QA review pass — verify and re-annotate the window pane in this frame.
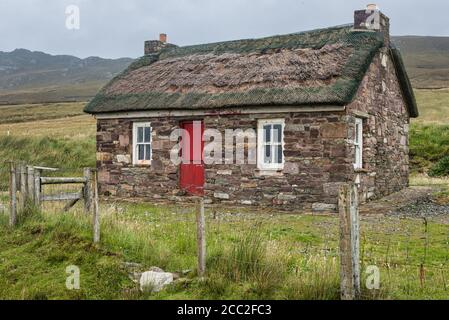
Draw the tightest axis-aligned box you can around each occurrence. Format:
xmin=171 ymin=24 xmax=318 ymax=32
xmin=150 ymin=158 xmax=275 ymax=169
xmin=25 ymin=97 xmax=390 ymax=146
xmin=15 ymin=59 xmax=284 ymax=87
xmin=144 ymin=127 xmax=151 ymax=143
xmin=355 ymin=146 xmax=360 ymax=167
xmin=263 ymin=125 xmax=271 ymax=143
xmin=275 ymin=145 xmax=283 ymax=164
xmin=264 ymin=145 xmax=271 ymax=163
xmin=137 ymin=127 xmax=144 ymax=143
xmin=145 ymin=145 xmax=151 ymax=160
xmin=138 ymin=144 xmax=144 ymax=161
xmin=273 ymin=124 xmax=282 ymax=143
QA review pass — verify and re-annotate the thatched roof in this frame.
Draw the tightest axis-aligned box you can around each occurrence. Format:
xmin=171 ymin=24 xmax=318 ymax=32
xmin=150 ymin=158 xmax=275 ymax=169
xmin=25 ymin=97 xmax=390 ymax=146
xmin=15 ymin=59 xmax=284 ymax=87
xmin=84 ymin=25 xmax=418 ymax=117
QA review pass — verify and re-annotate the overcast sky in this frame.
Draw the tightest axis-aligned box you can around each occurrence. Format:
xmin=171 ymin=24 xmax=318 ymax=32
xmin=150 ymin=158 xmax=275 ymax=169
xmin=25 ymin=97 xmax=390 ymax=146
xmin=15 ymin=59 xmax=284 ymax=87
xmin=1 ymin=0 xmax=448 ymax=59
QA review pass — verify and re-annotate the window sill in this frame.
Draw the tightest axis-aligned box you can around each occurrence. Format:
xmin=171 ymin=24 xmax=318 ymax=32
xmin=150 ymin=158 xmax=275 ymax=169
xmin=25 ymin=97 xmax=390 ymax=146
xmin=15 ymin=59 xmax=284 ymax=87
xmin=354 ymin=168 xmax=369 ymax=173
xmin=256 ymin=168 xmax=284 ymax=176
xmin=133 ymin=162 xmax=152 ymax=167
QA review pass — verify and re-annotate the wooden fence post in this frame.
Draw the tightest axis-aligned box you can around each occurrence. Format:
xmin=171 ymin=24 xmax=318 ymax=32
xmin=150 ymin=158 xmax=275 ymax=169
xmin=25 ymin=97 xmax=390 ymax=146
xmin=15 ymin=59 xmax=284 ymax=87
xmin=83 ymin=168 xmax=92 ymax=214
xmin=338 ymin=184 xmax=361 ymax=300
xmin=34 ymin=169 xmax=41 ymax=208
xmin=19 ymin=162 xmax=27 ymax=210
xmin=27 ymin=166 xmax=35 ymax=204
xmin=350 ymin=184 xmax=361 ymax=298
xmin=9 ymin=162 xmax=17 ymax=227
xmin=196 ymin=198 xmax=206 ymax=277
xmin=92 ymin=169 xmax=100 ymax=244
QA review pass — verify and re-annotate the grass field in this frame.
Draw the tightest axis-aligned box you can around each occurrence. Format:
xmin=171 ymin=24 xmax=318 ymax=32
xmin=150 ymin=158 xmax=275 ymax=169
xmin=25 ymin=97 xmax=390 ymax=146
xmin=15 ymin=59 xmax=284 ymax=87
xmin=0 ymin=90 xmax=448 ymax=300
xmin=414 ymin=89 xmax=449 ymax=125
xmin=0 ymin=201 xmax=447 ymax=300
xmin=410 ymin=89 xmax=449 ymax=174
xmin=0 ymin=102 xmax=95 ymax=189
xmin=0 ymin=102 xmax=86 ymax=125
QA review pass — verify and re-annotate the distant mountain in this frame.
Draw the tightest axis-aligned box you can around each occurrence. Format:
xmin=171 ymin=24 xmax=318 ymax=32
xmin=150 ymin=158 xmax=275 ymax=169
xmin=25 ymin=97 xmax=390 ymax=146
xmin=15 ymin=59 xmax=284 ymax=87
xmin=392 ymin=36 xmax=449 ymax=89
xmin=1 ymin=37 xmax=449 ymax=105
xmin=0 ymin=49 xmax=133 ymax=104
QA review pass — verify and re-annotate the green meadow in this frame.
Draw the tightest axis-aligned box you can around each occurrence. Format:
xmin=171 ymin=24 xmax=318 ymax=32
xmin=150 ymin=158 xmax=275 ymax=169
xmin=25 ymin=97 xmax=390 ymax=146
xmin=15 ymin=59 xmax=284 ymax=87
xmin=0 ymin=89 xmax=448 ymax=300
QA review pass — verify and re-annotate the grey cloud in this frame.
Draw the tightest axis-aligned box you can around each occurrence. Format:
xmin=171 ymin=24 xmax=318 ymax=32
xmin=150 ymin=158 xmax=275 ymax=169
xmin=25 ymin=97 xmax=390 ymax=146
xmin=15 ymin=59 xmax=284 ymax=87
xmin=0 ymin=0 xmax=448 ymax=58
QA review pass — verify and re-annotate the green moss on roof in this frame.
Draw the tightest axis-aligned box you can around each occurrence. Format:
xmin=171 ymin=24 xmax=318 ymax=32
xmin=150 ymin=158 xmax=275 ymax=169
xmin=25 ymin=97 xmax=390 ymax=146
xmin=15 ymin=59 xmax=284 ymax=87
xmin=84 ymin=25 xmax=418 ymax=118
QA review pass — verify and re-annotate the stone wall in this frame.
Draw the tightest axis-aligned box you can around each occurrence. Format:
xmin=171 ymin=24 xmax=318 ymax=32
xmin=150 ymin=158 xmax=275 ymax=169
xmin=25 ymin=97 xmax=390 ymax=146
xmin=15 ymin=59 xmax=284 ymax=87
xmin=96 ymin=118 xmax=180 ymax=200
xmin=96 ymin=111 xmax=350 ymax=211
xmin=346 ymin=49 xmax=410 ymax=202
xmin=203 ymin=112 xmax=349 ymax=211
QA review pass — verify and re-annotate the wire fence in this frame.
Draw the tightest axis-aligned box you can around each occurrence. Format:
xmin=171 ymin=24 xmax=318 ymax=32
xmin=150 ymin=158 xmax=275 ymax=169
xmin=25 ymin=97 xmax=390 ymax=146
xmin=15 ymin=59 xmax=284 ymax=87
xmin=0 ymin=162 xmax=447 ymax=299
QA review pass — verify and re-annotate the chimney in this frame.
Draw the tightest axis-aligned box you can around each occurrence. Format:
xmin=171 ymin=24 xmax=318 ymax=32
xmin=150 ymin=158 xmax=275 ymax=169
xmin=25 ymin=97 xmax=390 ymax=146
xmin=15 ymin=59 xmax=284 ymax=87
xmin=354 ymin=4 xmax=390 ymax=45
xmin=144 ymin=33 xmax=173 ymax=55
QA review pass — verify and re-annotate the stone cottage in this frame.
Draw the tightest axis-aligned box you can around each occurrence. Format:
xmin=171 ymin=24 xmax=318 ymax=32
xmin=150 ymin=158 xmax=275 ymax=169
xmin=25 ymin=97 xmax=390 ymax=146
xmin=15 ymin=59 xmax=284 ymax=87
xmin=84 ymin=6 xmax=418 ymax=212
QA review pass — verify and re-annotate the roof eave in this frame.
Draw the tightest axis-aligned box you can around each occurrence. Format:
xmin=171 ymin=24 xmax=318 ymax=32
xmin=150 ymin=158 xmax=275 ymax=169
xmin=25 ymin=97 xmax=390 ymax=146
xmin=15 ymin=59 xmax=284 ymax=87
xmin=389 ymin=46 xmax=419 ymax=118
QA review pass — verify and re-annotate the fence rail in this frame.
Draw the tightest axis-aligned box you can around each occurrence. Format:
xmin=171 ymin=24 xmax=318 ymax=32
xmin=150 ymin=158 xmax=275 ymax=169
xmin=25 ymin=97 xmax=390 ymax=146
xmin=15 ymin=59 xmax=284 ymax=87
xmin=40 ymin=177 xmax=88 ymax=185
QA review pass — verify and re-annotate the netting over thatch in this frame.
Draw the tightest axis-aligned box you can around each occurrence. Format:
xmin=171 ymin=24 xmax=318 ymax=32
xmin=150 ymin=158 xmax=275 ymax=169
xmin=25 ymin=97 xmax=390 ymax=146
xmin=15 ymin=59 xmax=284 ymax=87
xmin=84 ymin=25 xmax=416 ymax=117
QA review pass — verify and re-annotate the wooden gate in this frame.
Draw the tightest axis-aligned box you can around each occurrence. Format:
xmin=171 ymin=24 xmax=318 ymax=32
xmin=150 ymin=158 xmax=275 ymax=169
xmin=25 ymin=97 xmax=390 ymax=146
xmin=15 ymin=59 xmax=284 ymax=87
xmin=8 ymin=163 xmax=100 ymax=243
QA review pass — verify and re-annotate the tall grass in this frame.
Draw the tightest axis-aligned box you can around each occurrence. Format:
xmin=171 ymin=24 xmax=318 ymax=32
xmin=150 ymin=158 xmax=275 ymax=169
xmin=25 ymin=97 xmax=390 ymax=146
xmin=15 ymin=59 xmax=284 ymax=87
xmin=206 ymin=226 xmax=287 ymax=298
xmin=220 ymin=227 xmax=267 ymax=282
xmin=1 ymin=199 xmax=447 ymax=300
xmin=0 ymin=135 xmax=95 ymax=190
xmin=284 ymin=256 xmax=340 ymax=300
xmin=0 ymin=208 xmax=134 ymax=300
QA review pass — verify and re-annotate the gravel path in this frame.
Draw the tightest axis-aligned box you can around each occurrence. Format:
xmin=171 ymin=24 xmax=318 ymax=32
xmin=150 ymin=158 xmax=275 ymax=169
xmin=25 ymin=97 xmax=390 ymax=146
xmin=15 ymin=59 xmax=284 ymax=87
xmin=390 ymin=199 xmax=449 ymax=218
xmin=360 ymin=186 xmax=449 ymax=221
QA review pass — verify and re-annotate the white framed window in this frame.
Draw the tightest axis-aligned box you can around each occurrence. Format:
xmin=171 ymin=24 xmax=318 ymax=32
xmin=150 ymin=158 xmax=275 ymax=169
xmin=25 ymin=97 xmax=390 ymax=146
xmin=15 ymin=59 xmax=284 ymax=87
xmin=133 ymin=122 xmax=152 ymax=165
xmin=354 ymin=118 xmax=363 ymax=169
xmin=257 ymin=119 xmax=285 ymax=170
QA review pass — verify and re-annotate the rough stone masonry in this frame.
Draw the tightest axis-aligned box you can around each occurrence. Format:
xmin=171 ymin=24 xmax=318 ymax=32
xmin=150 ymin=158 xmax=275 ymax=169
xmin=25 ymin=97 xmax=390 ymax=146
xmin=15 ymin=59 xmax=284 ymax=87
xmin=96 ymin=49 xmax=409 ymax=212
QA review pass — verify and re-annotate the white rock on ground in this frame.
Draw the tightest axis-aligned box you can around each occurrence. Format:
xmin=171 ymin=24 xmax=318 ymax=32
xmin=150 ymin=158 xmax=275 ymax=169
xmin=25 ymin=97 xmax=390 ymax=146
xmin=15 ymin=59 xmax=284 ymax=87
xmin=139 ymin=271 xmax=174 ymax=293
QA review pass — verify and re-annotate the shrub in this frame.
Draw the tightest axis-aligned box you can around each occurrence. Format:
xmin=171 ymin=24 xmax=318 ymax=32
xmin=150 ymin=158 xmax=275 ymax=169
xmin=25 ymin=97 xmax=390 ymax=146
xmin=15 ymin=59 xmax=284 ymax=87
xmin=429 ymin=156 xmax=449 ymax=177
xmin=409 ymin=124 xmax=449 ymax=173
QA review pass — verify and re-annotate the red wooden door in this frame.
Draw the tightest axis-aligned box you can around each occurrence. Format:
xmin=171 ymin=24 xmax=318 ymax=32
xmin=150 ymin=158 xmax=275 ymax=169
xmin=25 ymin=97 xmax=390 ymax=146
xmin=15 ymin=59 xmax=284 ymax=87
xmin=179 ymin=121 xmax=205 ymax=195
